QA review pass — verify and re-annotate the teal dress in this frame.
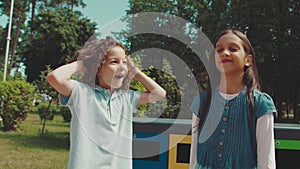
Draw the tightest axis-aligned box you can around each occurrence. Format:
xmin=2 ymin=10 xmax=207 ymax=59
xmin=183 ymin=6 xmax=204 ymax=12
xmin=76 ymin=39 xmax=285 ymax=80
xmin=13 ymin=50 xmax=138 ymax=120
xmin=190 ymin=88 xmax=276 ymax=169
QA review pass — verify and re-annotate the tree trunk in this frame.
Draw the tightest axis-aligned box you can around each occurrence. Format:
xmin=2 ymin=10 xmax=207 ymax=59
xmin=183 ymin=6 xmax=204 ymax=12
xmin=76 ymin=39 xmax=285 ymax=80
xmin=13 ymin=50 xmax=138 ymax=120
xmin=286 ymin=101 xmax=289 ymax=120
xmin=9 ymin=0 xmax=27 ymax=74
xmin=3 ymin=116 xmax=15 ymax=131
xmin=41 ymin=98 xmax=53 ymax=136
xmin=31 ymin=0 xmax=36 ymax=34
xmin=71 ymin=0 xmax=74 ymax=10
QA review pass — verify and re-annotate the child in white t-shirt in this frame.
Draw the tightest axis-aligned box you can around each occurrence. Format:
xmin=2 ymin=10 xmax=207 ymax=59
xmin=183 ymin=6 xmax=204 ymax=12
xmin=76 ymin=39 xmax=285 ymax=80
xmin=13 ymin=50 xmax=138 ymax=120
xmin=47 ymin=36 xmax=166 ymax=169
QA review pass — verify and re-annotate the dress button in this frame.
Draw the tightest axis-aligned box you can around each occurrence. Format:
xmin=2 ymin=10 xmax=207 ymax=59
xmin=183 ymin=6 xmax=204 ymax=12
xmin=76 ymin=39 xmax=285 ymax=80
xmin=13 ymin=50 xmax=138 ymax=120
xmin=224 ymin=105 xmax=229 ymax=110
xmin=223 ymin=117 xmax=227 ymax=122
xmin=218 ymin=153 xmax=222 ymax=158
xmin=219 ymin=141 xmax=224 ymax=146
xmin=221 ymin=129 xmax=225 ymax=133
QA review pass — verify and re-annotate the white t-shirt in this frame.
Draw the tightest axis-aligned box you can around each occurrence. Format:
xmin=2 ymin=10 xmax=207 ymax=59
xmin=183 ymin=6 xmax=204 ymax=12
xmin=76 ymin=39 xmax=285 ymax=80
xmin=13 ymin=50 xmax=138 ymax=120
xmin=61 ymin=80 xmax=141 ymax=169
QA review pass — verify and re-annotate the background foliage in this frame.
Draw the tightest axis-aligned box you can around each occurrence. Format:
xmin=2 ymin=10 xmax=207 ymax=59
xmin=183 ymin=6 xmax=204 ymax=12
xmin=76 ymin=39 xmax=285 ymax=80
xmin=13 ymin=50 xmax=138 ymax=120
xmin=0 ymin=0 xmax=299 ymax=123
xmin=125 ymin=0 xmax=300 ymax=122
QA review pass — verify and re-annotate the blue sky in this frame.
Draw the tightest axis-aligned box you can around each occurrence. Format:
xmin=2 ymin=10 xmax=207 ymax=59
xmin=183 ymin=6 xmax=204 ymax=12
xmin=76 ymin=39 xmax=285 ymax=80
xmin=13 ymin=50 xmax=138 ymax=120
xmin=78 ymin=0 xmax=129 ymax=28
xmin=0 ymin=0 xmax=129 ymax=28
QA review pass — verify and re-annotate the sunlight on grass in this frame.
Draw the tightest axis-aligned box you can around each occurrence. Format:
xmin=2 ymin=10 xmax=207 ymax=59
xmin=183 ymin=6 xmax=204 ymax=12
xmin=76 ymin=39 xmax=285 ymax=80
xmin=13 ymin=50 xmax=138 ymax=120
xmin=0 ymin=113 xmax=70 ymax=169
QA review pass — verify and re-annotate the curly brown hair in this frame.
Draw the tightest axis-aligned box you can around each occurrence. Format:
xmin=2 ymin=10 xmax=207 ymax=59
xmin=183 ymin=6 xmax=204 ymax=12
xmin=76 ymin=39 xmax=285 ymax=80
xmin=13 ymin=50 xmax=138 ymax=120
xmin=67 ymin=36 xmax=131 ymax=89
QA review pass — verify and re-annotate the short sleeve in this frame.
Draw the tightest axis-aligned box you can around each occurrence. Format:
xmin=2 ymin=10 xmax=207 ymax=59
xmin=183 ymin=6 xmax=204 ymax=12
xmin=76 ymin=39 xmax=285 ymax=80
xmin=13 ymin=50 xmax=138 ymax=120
xmin=255 ymin=92 xmax=277 ymax=118
xmin=58 ymin=80 xmax=94 ymax=117
xmin=190 ymin=94 xmax=200 ymax=116
xmin=59 ymin=94 xmax=69 ymax=106
xmin=128 ymin=90 xmax=141 ymax=111
xmin=189 ymin=92 xmax=207 ymax=117
xmin=58 ymin=80 xmax=76 ymax=106
xmin=58 ymin=80 xmax=79 ymax=106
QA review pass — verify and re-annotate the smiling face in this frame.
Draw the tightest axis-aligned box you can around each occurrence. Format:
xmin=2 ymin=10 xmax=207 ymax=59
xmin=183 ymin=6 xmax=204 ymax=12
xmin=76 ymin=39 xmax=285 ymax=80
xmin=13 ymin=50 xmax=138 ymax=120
xmin=215 ymin=32 xmax=252 ymax=75
xmin=97 ymin=45 xmax=128 ymax=90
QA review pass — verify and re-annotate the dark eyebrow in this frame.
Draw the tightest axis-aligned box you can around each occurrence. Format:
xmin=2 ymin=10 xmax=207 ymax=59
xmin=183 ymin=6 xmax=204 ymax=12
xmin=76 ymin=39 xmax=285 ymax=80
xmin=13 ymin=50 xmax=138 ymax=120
xmin=228 ymin=43 xmax=240 ymax=48
xmin=106 ymin=57 xmax=127 ymax=61
xmin=216 ymin=42 xmax=240 ymax=48
xmin=215 ymin=42 xmax=224 ymax=47
xmin=215 ymin=44 xmax=222 ymax=48
xmin=106 ymin=57 xmax=119 ymax=60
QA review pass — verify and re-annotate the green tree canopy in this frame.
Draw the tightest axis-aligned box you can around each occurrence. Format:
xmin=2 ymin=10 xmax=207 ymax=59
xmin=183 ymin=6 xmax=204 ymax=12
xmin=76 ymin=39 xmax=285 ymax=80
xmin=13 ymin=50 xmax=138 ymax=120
xmin=22 ymin=8 xmax=96 ymax=82
xmin=126 ymin=0 xmax=300 ymax=122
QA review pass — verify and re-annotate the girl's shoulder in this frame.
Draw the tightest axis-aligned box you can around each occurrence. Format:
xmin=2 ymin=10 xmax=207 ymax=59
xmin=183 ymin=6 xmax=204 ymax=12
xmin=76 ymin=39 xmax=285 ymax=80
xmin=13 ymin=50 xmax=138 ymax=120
xmin=71 ymin=80 xmax=94 ymax=93
xmin=252 ymin=89 xmax=277 ymax=117
xmin=252 ymin=89 xmax=274 ymax=104
xmin=193 ymin=90 xmax=209 ymax=104
xmin=189 ymin=90 xmax=209 ymax=115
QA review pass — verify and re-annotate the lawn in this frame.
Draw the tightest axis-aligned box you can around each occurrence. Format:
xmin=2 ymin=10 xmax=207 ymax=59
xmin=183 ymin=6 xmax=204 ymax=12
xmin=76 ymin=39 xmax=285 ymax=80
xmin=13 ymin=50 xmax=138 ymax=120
xmin=0 ymin=113 xmax=70 ymax=169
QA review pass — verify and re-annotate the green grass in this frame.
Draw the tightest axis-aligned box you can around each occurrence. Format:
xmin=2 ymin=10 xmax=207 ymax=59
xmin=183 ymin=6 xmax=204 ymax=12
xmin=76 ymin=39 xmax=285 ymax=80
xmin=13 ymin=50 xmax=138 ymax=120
xmin=0 ymin=113 xmax=70 ymax=169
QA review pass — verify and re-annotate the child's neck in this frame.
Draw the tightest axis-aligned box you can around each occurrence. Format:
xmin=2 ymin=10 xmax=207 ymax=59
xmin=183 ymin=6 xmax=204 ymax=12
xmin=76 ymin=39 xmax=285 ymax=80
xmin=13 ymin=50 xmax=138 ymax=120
xmin=219 ymin=73 xmax=245 ymax=94
xmin=98 ymin=83 xmax=114 ymax=95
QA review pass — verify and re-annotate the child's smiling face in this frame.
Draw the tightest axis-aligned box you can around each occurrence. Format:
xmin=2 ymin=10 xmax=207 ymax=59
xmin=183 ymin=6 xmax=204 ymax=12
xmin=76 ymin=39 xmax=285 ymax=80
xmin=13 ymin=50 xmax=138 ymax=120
xmin=215 ymin=32 xmax=252 ymax=75
xmin=97 ymin=46 xmax=128 ymax=90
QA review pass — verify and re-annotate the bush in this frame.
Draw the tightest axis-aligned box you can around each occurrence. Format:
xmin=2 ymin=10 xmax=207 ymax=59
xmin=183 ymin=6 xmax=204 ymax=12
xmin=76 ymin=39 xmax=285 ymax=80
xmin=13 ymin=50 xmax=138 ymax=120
xmin=37 ymin=102 xmax=58 ymax=121
xmin=35 ymin=102 xmax=71 ymax=123
xmin=0 ymin=79 xmax=35 ymax=131
xmin=60 ymin=107 xmax=71 ymax=122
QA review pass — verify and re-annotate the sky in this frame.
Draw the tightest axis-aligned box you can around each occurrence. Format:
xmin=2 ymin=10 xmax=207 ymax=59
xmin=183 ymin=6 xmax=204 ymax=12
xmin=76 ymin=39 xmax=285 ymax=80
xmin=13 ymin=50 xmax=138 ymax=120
xmin=78 ymin=0 xmax=129 ymax=29
xmin=0 ymin=0 xmax=129 ymax=28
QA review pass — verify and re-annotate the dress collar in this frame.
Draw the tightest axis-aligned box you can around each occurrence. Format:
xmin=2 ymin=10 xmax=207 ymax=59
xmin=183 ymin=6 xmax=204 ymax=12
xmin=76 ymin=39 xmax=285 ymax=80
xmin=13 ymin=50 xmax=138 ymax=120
xmin=94 ymin=85 xmax=122 ymax=99
xmin=214 ymin=86 xmax=247 ymax=103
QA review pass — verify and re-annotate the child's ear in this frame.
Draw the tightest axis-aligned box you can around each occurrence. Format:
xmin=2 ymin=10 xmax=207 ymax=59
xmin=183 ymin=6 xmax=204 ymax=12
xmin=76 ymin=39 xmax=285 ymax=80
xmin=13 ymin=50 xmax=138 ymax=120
xmin=245 ymin=54 xmax=253 ymax=67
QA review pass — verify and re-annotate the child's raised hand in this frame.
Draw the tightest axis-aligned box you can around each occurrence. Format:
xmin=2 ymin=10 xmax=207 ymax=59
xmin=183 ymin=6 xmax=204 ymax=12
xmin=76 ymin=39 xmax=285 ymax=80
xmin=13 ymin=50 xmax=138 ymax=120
xmin=126 ymin=57 xmax=141 ymax=78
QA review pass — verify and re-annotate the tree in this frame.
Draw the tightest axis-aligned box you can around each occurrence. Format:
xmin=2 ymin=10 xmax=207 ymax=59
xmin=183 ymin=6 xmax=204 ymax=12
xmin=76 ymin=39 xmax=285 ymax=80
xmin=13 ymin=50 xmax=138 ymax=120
xmin=129 ymin=55 xmax=181 ymax=118
xmin=126 ymin=0 xmax=300 ymax=122
xmin=33 ymin=65 xmax=58 ymax=135
xmin=148 ymin=59 xmax=181 ymax=118
xmin=225 ymin=0 xmax=300 ymax=122
xmin=0 ymin=0 xmax=89 ymax=79
xmin=10 ymin=0 xmax=29 ymax=74
xmin=0 ymin=26 xmax=6 ymax=69
xmin=129 ymin=55 xmax=151 ymax=117
xmin=0 ymin=0 xmax=26 ymax=74
xmin=22 ymin=8 xmax=96 ymax=82
xmin=42 ymin=0 xmax=86 ymax=10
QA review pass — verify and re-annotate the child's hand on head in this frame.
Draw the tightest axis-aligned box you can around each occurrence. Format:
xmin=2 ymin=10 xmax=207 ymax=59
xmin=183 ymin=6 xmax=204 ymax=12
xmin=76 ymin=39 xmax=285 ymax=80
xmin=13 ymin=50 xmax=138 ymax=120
xmin=126 ymin=57 xmax=141 ymax=78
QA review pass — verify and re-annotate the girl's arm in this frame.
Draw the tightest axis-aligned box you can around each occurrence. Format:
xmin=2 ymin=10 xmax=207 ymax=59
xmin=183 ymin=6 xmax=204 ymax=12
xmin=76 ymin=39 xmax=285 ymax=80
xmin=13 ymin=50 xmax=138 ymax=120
xmin=256 ymin=114 xmax=276 ymax=169
xmin=127 ymin=59 xmax=166 ymax=105
xmin=134 ymin=71 xmax=166 ymax=105
xmin=47 ymin=60 xmax=85 ymax=96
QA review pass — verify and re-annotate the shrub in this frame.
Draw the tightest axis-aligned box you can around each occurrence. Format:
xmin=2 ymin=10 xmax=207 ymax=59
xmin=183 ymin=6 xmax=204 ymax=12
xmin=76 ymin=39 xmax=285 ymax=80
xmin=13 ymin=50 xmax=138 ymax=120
xmin=60 ymin=106 xmax=71 ymax=122
xmin=0 ymin=79 xmax=35 ymax=131
xmin=37 ymin=102 xmax=59 ymax=121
